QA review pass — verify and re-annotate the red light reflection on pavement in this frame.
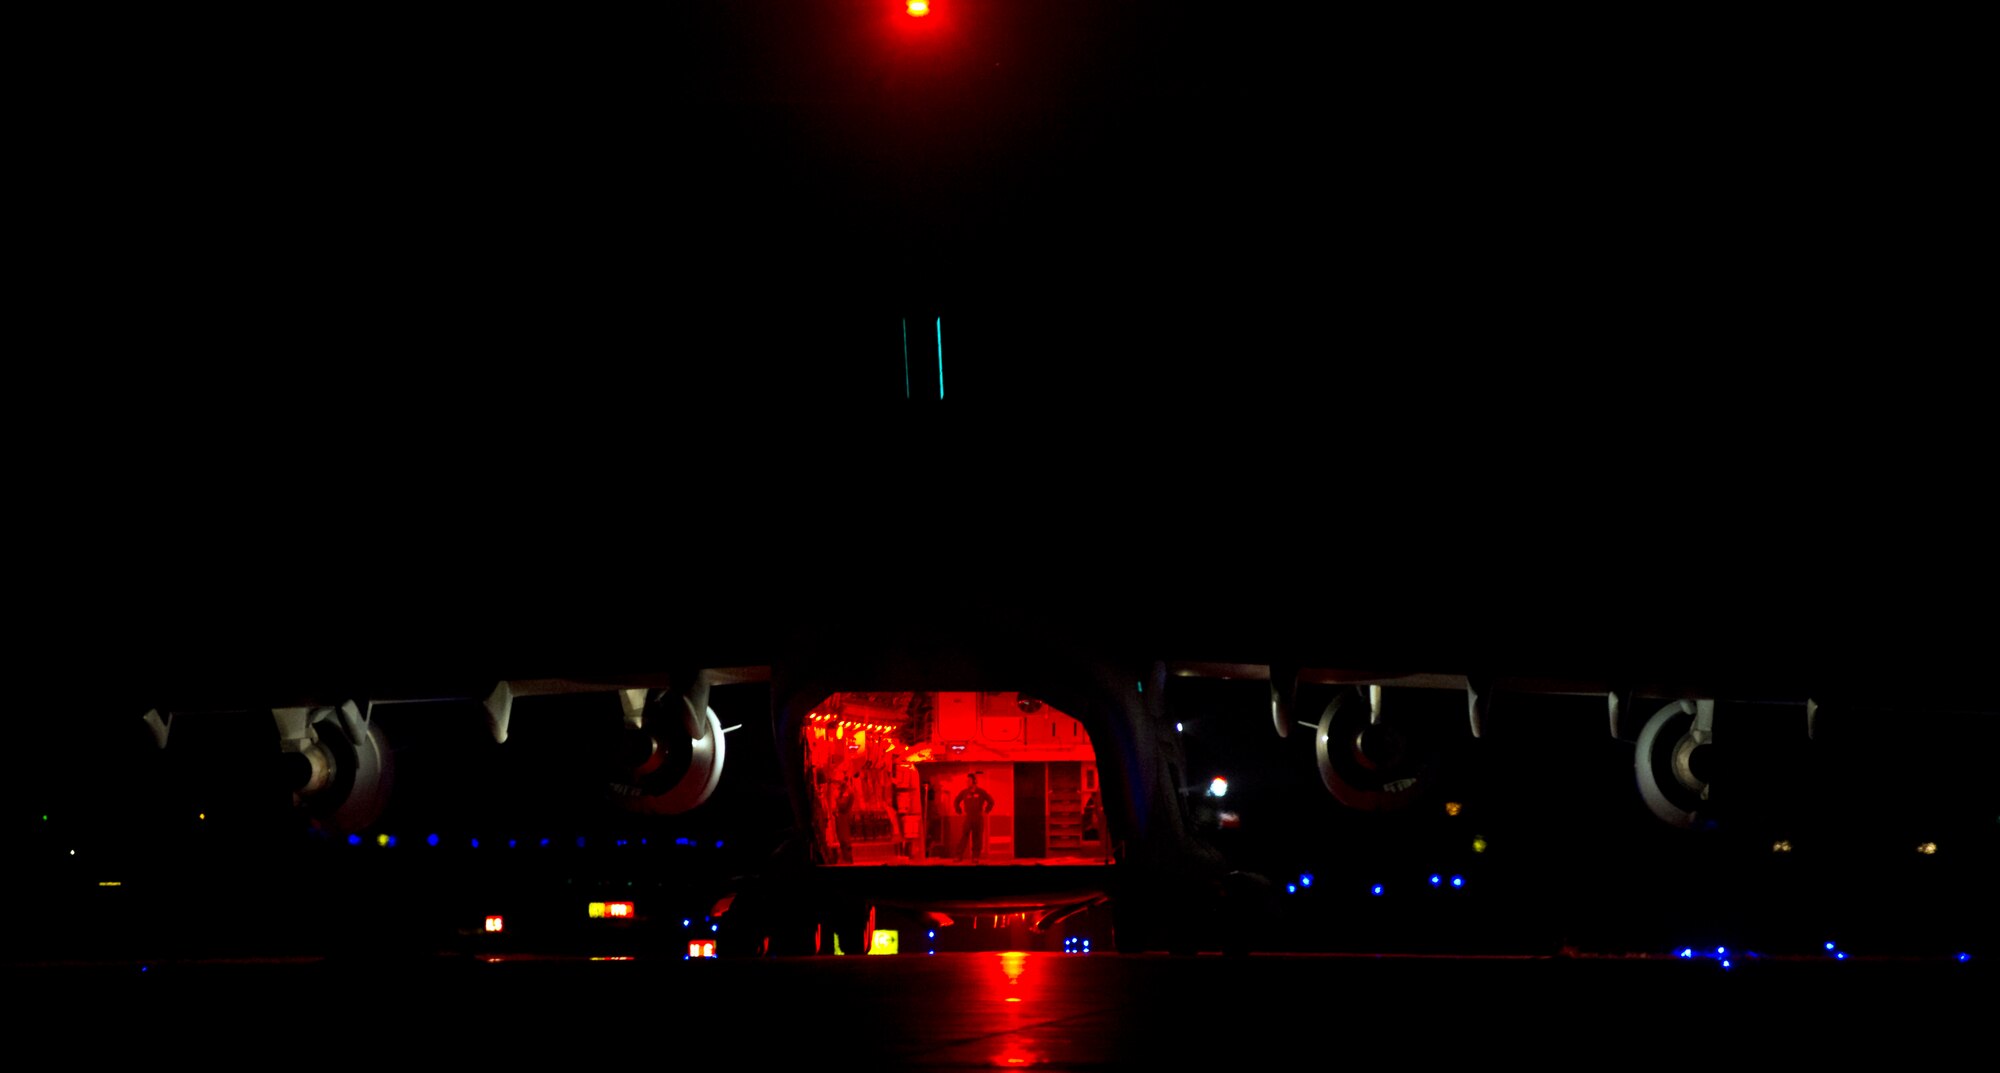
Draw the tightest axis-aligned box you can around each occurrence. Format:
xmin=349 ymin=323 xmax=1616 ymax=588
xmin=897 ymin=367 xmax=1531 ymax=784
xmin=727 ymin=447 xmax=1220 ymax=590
xmin=983 ymin=952 xmax=1050 ymax=1066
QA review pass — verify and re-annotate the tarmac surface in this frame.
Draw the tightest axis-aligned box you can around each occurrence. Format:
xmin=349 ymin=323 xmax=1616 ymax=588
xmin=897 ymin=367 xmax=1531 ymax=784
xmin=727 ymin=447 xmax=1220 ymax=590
xmin=15 ymin=951 xmax=1985 ymax=1067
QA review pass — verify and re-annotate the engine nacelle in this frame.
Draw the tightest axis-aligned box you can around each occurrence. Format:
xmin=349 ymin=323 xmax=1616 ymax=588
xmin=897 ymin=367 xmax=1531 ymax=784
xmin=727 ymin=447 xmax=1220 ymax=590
xmin=275 ymin=701 xmax=394 ymax=835
xmin=607 ymin=684 xmax=727 ymax=816
xmin=1314 ymin=685 xmax=1435 ymax=811
xmin=1634 ymin=698 xmax=1715 ymax=828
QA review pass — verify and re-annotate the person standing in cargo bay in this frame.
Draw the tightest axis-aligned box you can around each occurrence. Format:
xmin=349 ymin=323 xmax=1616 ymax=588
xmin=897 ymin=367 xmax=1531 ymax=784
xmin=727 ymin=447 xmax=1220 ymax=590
xmin=954 ymin=772 xmax=994 ymax=861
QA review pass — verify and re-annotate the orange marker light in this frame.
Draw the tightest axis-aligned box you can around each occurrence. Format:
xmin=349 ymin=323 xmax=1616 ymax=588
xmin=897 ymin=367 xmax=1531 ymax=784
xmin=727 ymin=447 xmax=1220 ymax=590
xmin=907 ymin=1 xmax=930 ymax=15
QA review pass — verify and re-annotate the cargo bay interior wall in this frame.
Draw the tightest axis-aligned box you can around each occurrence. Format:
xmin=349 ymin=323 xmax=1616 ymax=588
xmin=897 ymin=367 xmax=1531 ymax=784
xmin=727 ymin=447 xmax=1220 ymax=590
xmin=802 ymin=692 xmax=1109 ymax=865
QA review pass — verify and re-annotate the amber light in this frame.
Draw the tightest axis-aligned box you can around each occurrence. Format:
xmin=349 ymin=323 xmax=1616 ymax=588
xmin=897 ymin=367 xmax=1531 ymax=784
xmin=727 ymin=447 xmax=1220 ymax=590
xmin=907 ymin=1 xmax=930 ymax=15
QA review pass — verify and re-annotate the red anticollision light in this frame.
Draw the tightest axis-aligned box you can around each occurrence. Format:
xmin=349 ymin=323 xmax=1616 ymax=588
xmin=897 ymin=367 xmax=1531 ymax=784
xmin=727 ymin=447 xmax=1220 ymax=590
xmin=907 ymin=1 xmax=931 ymax=16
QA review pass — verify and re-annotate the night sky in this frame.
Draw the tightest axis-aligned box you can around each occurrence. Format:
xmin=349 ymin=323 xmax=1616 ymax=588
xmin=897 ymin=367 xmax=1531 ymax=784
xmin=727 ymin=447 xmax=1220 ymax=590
xmin=44 ymin=2 xmax=1967 ymax=400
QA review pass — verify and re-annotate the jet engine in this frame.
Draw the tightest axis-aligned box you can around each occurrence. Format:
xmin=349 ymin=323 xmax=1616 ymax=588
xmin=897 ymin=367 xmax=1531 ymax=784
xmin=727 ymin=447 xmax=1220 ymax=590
xmin=607 ymin=681 xmax=726 ymax=816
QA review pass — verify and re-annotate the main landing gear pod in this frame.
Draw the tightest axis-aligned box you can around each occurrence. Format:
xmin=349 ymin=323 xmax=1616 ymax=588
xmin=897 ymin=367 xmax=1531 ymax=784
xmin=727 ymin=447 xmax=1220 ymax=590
xmin=1315 ymin=685 xmax=1436 ymax=811
xmin=608 ymin=682 xmax=726 ymax=816
xmin=275 ymin=701 xmax=394 ymax=835
xmin=1634 ymin=698 xmax=1716 ymax=828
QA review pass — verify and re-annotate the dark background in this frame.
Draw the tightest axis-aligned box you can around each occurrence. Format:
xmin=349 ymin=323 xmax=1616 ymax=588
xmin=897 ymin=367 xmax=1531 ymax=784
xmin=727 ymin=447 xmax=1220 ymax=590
xmin=12 ymin=2 xmax=1991 ymax=981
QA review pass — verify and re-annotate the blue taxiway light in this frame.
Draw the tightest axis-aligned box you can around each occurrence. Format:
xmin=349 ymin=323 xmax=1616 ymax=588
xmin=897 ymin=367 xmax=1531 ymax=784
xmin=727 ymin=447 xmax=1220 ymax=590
xmin=1287 ymin=884 xmax=1297 ymax=894
xmin=427 ymin=834 xmax=440 ymax=847
xmin=1429 ymin=875 xmax=1442 ymax=886
xmin=1958 ymin=953 xmax=1971 ymax=963
xmin=1679 ymin=949 xmax=1694 ymax=959
xmin=576 ymin=837 xmax=586 ymax=848
xmin=1300 ymin=874 xmax=1314 ymax=887
xmin=1836 ymin=952 xmax=1848 ymax=960
xmin=1825 ymin=942 xmax=1837 ymax=951
xmin=1451 ymin=876 xmax=1464 ymax=888
xmin=470 ymin=838 xmax=480 ymax=849
xmin=1371 ymin=885 xmax=1384 ymax=896
xmin=1722 ymin=960 xmax=1732 ymax=969
xmin=347 ymin=834 xmax=361 ymax=846
xmin=929 ymin=931 xmax=937 ymax=939
xmin=683 ymin=919 xmax=691 ymax=927
xmin=539 ymin=838 xmax=550 ymax=847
